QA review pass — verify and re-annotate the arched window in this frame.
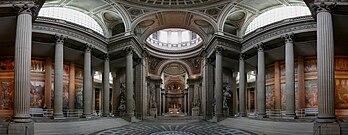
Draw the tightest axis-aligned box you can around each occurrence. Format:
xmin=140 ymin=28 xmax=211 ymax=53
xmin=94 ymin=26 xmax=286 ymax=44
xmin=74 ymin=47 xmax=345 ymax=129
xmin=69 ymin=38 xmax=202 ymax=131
xmin=245 ymin=6 xmax=311 ymax=35
xmin=39 ymin=7 xmax=104 ymax=35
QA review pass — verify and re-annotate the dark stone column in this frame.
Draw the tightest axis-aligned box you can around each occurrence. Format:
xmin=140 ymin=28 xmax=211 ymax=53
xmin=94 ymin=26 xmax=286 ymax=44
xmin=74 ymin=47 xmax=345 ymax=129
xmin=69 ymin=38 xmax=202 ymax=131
xmin=9 ymin=3 xmax=37 ymax=134
xmin=82 ymin=45 xmax=92 ymax=118
xmin=214 ymin=46 xmax=223 ymax=121
xmin=239 ymin=55 xmax=247 ymax=117
xmin=102 ymin=54 xmax=110 ymax=116
xmin=283 ymin=33 xmax=296 ymax=118
xmin=256 ymin=44 xmax=266 ymax=118
xmin=53 ymin=35 xmax=67 ymax=119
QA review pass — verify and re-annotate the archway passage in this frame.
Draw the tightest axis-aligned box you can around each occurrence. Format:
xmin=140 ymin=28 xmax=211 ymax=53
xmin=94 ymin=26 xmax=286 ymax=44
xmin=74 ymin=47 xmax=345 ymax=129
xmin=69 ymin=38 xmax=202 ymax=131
xmin=161 ymin=63 xmax=188 ymax=117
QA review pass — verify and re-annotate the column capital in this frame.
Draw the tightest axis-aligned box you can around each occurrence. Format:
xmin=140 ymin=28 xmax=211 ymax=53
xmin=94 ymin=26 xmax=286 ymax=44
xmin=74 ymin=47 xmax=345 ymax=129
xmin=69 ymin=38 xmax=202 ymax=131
xmin=13 ymin=4 xmax=38 ymax=16
xmin=55 ymin=34 xmax=67 ymax=44
xmin=84 ymin=44 xmax=93 ymax=53
xmin=312 ymin=2 xmax=336 ymax=14
xmin=124 ymin=46 xmax=134 ymax=55
xmin=255 ymin=43 xmax=265 ymax=52
xmin=104 ymin=53 xmax=109 ymax=61
xmin=239 ymin=53 xmax=246 ymax=60
xmin=142 ymin=47 xmax=149 ymax=57
xmin=215 ymin=46 xmax=224 ymax=55
xmin=282 ymin=33 xmax=294 ymax=43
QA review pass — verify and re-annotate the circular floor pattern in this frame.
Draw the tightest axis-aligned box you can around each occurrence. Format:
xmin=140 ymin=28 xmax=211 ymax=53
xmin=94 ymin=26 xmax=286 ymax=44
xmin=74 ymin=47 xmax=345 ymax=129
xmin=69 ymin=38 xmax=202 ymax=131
xmin=91 ymin=120 xmax=256 ymax=135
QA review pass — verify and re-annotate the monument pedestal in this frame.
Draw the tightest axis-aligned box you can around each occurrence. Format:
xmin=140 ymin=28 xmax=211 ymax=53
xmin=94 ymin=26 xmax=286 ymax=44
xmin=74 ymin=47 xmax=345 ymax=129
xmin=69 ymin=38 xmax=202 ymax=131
xmin=223 ymin=108 xmax=229 ymax=117
xmin=192 ymin=107 xmax=199 ymax=116
xmin=150 ymin=108 xmax=157 ymax=117
xmin=8 ymin=122 xmax=34 ymax=135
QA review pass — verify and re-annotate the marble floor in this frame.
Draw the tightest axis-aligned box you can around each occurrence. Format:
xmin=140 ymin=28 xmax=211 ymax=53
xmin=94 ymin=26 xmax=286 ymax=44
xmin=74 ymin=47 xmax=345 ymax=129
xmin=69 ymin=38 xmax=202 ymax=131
xmin=91 ymin=119 xmax=256 ymax=135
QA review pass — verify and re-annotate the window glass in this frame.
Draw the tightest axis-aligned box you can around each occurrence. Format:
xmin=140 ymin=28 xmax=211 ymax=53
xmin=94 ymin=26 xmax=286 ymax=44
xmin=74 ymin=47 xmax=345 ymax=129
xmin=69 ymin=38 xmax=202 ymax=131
xmin=245 ymin=6 xmax=311 ymax=35
xmin=39 ymin=7 xmax=104 ymax=35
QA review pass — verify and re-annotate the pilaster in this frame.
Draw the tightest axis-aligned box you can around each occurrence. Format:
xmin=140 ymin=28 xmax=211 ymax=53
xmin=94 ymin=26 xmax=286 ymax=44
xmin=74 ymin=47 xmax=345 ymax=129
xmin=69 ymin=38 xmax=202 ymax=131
xmin=69 ymin=62 xmax=75 ymax=111
xmin=274 ymin=61 xmax=281 ymax=110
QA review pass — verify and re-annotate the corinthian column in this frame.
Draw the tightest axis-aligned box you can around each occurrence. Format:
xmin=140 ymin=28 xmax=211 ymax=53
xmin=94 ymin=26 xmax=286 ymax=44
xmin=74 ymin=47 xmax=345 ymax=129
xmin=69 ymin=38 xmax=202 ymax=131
xmin=82 ymin=44 xmax=92 ymax=118
xmin=283 ymin=33 xmax=296 ymax=118
xmin=239 ymin=55 xmax=246 ymax=117
xmin=125 ymin=47 xmax=136 ymax=121
xmin=12 ymin=4 xmax=36 ymax=123
xmin=103 ymin=54 xmax=110 ymax=116
xmin=214 ymin=46 xmax=223 ymax=121
xmin=53 ymin=35 xmax=67 ymax=119
xmin=256 ymin=44 xmax=266 ymax=118
xmin=315 ymin=2 xmax=336 ymax=123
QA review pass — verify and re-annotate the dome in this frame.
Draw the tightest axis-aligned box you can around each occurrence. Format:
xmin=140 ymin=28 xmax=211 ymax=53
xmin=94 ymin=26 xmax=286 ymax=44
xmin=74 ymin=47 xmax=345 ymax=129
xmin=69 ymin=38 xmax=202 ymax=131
xmin=146 ymin=28 xmax=202 ymax=51
xmin=244 ymin=6 xmax=311 ymax=35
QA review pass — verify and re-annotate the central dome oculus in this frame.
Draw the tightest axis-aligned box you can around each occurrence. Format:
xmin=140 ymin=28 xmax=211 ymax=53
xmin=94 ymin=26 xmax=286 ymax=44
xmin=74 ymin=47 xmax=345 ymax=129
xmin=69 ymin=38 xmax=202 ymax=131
xmin=147 ymin=28 xmax=202 ymax=51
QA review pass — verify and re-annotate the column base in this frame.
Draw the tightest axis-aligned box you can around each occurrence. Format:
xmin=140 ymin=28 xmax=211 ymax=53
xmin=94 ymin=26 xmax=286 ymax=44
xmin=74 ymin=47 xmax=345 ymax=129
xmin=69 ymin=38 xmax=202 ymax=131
xmin=257 ymin=113 xmax=268 ymax=118
xmin=239 ymin=112 xmax=247 ymax=117
xmin=210 ymin=113 xmax=225 ymax=122
xmin=316 ymin=116 xmax=337 ymax=123
xmin=102 ymin=113 xmax=111 ymax=117
xmin=12 ymin=115 xmax=32 ymax=123
xmin=8 ymin=122 xmax=34 ymax=135
xmin=284 ymin=113 xmax=297 ymax=119
xmin=124 ymin=114 xmax=140 ymax=122
xmin=313 ymin=122 xmax=340 ymax=135
xmin=81 ymin=114 xmax=92 ymax=119
xmin=53 ymin=113 xmax=66 ymax=120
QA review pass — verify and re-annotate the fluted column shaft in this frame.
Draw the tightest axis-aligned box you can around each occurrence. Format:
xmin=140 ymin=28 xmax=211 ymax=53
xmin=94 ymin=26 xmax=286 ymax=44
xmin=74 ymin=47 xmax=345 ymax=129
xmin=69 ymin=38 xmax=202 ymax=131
xmin=257 ymin=45 xmax=266 ymax=117
xmin=214 ymin=47 xmax=223 ymax=120
xmin=103 ymin=55 xmax=110 ymax=116
xmin=284 ymin=34 xmax=296 ymax=117
xmin=83 ymin=45 xmax=92 ymax=118
xmin=13 ymin=5 xmax=34 ymax=123
xmin=53 ymin=35 xmax=66 ymax=119
xmin=126 ymin=47 xmax=135 ymax=118
xmin=239 ymin=56 xmax=246 ymax=117
xmin=316 ymin=3 xmax=336 ymax=122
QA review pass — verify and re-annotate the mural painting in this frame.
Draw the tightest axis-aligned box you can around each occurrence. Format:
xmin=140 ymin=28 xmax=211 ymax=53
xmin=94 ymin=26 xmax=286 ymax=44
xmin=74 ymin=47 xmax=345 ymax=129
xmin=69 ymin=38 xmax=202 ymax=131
xmin=75 ymin=85 xmax=83 ymax=109
xmin=295 ymin=82 xmax=299 ymax=109
xmin=305 ymin=80 xmax=318 ymax=108
xmin=31 ymin=60 xmax=45 ymax=72
xmin=266 ymin=85 xmax=274 ymax=109
xmin=336 ymin=79 xmax=348 ymax=109
xmin=0 ymin=59 xmax=14 ymax=71
xmin=63 ymin=81 xmax=69 ymax=109
xmin=0 ymin=81 xmax=14 ymax=109
xmin=30 ymin=81 xmax=44 ymax=108
xmin=304 ymin=59 xmax=317 ymax=73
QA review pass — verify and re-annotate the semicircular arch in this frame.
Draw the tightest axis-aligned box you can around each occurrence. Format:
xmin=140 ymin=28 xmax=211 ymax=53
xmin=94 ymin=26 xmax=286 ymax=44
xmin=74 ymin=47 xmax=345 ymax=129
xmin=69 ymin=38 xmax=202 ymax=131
xmin=156 ymin=60 xmax=193 ymax=77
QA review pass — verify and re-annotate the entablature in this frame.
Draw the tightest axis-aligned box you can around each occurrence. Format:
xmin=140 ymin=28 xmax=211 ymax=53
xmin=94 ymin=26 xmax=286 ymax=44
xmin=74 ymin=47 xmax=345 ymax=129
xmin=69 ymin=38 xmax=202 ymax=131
xmin=241 ymin=16 xmax=316 ymax=53
xmin=33 ymin=17 xmax=108 ymax=54
xmin=205 ymin=34 xmax=241 ymax=59
xmin=108 ymin=35 xmax=143 ymax=60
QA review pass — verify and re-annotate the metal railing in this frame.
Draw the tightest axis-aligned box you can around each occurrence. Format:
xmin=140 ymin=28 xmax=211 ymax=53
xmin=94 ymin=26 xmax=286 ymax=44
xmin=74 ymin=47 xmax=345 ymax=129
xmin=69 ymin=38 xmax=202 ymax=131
xmin=313 ymin=123 xmax=328 ymax=135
